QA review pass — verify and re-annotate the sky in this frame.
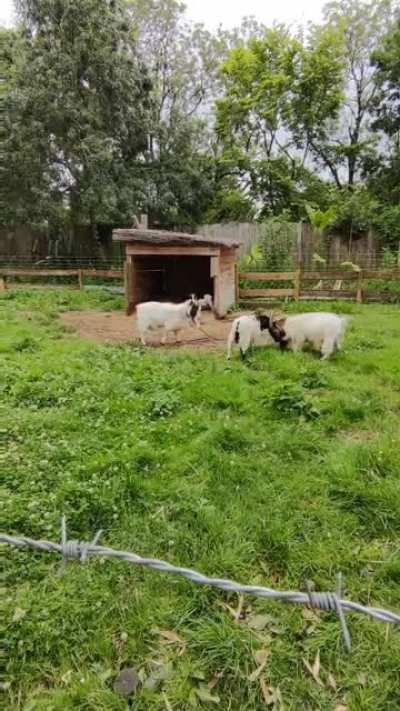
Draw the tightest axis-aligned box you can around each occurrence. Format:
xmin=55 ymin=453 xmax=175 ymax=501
xmin=184 ymin=0 xmax=324 ymax=29
xmin=0 ymin=0 xmax=324 ymax=29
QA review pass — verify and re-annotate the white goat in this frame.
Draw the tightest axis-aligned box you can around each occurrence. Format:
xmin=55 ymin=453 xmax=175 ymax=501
xmin=136 ymin=296 xmax=199 ymax=345
xmin=227 ymin=313 xmax=279 ymax=359
xmin=271 ymin=312 xmax=349 ymax=360
xmin=198 ymin=294 xmax=213 ymax=310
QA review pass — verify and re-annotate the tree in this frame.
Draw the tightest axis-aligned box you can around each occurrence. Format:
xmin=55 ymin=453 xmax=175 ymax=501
xmin=373 ymin=20 xmax=400 ymax=137
xmin=366 ymin=21 xmax=400 ymax=249
xmin=125 ymin=0 xmax=230 ymax=226
xmin=302 ymin=0 xmax=397 ymax=187
xmin=4 ymin=0 xmax=151 ymax=229
xmin=215 ymin=25 xmax=344 ymax=217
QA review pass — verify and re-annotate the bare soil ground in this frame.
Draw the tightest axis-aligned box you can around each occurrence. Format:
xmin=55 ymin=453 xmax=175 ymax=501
xmin=59 ymin=310 xmax=243 ymax=350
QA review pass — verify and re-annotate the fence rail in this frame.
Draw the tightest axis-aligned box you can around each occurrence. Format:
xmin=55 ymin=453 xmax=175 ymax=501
xmin=0 ymin=267 xmax=124 ymax=291
xmin=238 ymin=268 xmax=400 ymax=303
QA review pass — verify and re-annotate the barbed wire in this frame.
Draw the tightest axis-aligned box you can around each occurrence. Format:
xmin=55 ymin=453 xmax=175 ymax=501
xmin=2 ymin=517 xmax=400 ymax=652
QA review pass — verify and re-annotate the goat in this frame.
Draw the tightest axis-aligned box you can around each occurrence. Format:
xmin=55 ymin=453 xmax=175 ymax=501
xmin=226 ymin=313 xmax=282 ymax=360
xmin=136 ymin=295 xmax=199 ymax=345
xmin=270 ymin=312 xmax=349 ymax=360
xmin=198 ymin=294 xmax=213 ymax=310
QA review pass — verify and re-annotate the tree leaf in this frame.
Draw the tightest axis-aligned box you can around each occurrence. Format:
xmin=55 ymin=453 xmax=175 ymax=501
xmin=249 ymin=649 xmax=270 ymax=681
xmin=301 ymin=607 xmax=320 ymax=622
xmin=260 ymin=679 xmax=283 ymax=707
xmin=143 ymin=662 xmax=173 ymax=690
xmin=208 ymin=672 xmax=223 ymax=690
xmin=254 ymin=649 xmax=270 ymax=667
xmin=247 ymin=614 xmax=274 ymax=631
xmin=162 ymin=693 xmax=173 ymax=711
xmin=303 ymin=652 xmax=324 ymax=687
xmin=12 ymin=607 xmax=27 ymax=623
xmin=327 ymin=673 xmax=337 ymax=691
xmin=312 ymin=650 xmax=320 ymax=679
xmin=195 ymin=685 xmax=220 ymax=704
xmin=61 ymin=671 xmax=73 ymax=686
xmin=157 ymin=629 xmax=185 ymax=645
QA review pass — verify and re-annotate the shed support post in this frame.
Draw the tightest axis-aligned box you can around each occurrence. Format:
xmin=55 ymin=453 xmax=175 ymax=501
xmin=124 ymin=258 xmax=135 ymax=315
xmin=235 ymin=263 xmax=240 ymax=305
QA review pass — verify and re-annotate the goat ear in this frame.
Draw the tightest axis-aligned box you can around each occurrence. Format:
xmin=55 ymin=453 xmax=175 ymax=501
xmin=275 ymin=318 xmax=286 ymax=328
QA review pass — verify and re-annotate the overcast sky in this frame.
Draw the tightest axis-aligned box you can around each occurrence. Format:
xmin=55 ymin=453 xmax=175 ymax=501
xmin=1 ymin=0 xmax=324 ymax=29
xmin=185 ymin=0 xmax=324 ymax=29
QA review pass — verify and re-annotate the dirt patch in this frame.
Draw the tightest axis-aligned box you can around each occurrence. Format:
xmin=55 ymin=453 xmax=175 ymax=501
xmin=59 ymin=310 xmax=245 ymax=350
xmin=340 ymin=429 xmax=378 ymax=444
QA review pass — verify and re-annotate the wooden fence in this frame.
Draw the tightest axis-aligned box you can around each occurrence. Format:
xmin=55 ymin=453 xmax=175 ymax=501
xmin=0 ymin=267 xmax=123 ymax=292
xmin=238 ymin=269 xmax=400 ymax=303
xmin=1 ymin=266 xmax=400 ymax=304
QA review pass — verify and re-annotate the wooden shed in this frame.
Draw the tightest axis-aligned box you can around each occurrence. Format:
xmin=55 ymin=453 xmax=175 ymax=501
xmin=113 ymin=225 xmax=241 ymax=318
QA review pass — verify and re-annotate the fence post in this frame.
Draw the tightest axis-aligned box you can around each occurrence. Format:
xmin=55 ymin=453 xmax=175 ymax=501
xmin=356 ymin=269 xmax=363 ymax=303
xmin=296 ymin=222 xmax=303 ymax=269
xmin=124 ymin=260 xmax=135 ymax=315
xmin=293 ymin=269 xmax=301 ymax=302
xmin=78 ymin=269 xmax=84 ymax=290
xmin=235 ymin=263 xmax=239 ymax=305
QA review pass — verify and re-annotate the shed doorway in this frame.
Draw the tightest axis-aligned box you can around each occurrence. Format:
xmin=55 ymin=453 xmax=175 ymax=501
xmin=132 ymin=255 xmax=214 ymax=304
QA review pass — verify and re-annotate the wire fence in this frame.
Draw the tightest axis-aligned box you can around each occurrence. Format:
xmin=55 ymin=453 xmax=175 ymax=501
xmin=0 ymin=254 xmax=124 ymax=269
xmin=1 ymin=247 xmax=399 ymax=273
xmin=2 ymin=518 xmax=400 ymax=652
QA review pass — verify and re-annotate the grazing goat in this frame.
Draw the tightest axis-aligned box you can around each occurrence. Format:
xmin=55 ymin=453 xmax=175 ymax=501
xmin=226 ymin=313 xmax=283 ymax=360
xmin=136 ymin=296 xmax=199 ymax=345
xmin=271 ymin=312 xmax=349 ymax=360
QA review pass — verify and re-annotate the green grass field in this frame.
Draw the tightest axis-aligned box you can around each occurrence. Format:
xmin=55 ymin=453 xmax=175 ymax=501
xmin=2 ymin=288 xmax=400 ymax=710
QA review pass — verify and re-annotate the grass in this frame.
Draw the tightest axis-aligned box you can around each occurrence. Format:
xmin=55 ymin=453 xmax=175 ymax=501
xmin=2 ymin=287 xmax=400 ymax=710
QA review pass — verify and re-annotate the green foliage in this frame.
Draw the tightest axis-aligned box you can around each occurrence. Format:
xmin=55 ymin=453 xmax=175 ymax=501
xmin=241 ymin=243 xmax=265 ymax=271
xmin=332 ymin=188 xmax=379 ymax=233
xmin=372 ymin=20 xmax=400 ymax=136
xmin=215 ymin=0 xmax=398 ymax=223
xmin=304 ymin=205 xmax=338 ymax=236
xmin=3 ymin=0 xmax=151 ymax=227
xmin=2 ymin=288 xmax=400 ymax=708
xmin=4 ymin=0 xmax=400 ymax=233
xmin=125 ymin=0 xmax=239 ymax=227
xmin=240 ymin=218 xmax=296 ymax=272
xmin=315 ymin=0 xmax=397 ymax=187
xmin=260 ymin=218 xmax=297 ymax=271
xmin=203 ymin=186 xmax=255 ymax=224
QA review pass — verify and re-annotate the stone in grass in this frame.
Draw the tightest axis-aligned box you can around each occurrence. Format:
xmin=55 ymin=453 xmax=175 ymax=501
xmin=113 ymin=667 xmax=140 ymax=698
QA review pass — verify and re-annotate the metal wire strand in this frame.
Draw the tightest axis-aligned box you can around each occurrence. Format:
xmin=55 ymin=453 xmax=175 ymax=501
xmin=2 ymin=519 xmax=400 ymax=651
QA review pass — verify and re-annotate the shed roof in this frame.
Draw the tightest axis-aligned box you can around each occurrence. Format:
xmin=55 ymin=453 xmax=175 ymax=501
xmin=112 ymin=228 xmax=241 ymax=249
